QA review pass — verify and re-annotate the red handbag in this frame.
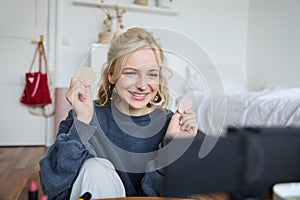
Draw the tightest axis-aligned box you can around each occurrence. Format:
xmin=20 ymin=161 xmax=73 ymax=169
xmin=20 ymin=41 xmax=52 ymax=106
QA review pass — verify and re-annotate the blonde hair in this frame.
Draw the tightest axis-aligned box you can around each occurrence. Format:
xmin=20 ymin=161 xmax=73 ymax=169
xmin=96 ymin=27 xmax=170 ymax=109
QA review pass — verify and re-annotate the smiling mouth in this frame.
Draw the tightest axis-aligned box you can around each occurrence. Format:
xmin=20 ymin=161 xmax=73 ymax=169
xmin=129 ymin=91 xmax=149 ymax=100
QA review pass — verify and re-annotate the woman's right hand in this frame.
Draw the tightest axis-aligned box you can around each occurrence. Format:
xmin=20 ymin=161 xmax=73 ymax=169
xmin=65 ymin=77 xmax=94 ymax=124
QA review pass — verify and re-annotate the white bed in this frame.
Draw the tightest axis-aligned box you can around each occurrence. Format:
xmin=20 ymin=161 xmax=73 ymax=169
xmin=167 ymin=59 xmax=300 ymax=136
xmin=191 ymin=86 xmax=300 ymax=136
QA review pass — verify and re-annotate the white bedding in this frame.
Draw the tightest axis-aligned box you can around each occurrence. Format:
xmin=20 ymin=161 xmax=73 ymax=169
xmin=164 ymin=53 xmax=300 ymax=136
xmin=189 ymin=87 xmax=300 ymax=136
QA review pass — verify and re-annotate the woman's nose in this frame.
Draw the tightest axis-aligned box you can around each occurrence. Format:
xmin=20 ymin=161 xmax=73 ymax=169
xmin=136 ymin=75 xmax=148 ymax=89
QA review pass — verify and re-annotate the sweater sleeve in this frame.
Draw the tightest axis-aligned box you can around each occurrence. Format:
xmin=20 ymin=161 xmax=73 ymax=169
xmin=39 ymin=110 xmax=96 ymax=200
xmin=141 ymin=158 xmax=165 ymax=196
xmin=141 ymin=142 xmax=166 ymax=197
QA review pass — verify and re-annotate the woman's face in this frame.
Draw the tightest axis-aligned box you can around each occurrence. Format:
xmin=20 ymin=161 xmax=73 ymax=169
xmin=109 ymin=49 xmax=160 ymax=116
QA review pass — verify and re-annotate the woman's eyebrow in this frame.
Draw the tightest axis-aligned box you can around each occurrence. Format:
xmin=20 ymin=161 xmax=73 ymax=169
xmin=149 ymin=68 xmax=159 ymax=72
xmin=123 ymin=67 xmax=138 ymax=71
xmin=123 ymin=66 xmax=160 ymax=71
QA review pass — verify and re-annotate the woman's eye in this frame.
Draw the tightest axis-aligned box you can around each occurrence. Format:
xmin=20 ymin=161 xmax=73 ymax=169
xmin=148 ymin=73 xmax=159 ymax=78
xmin=124 ymin=71 xmax=137 ymax=76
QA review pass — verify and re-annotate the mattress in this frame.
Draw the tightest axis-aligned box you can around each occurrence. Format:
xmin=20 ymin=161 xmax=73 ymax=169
xmin=181 ymin=87 xmax=300 ymax=136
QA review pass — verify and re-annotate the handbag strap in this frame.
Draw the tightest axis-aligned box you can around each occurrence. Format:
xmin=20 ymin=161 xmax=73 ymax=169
xmin=28 ymin=41 xmax=49 ymax=74
xmin=28 ymin=43 xmax=40 ymax=72
xmin=39 ymin=41 xmax=49 ymax=74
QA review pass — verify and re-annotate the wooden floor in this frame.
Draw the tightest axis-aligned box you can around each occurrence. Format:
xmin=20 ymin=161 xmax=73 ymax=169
xmin=0 ymin=146 xmax=48 ymax=200
xmin=0 ymin=147 xmax=272 ymax=200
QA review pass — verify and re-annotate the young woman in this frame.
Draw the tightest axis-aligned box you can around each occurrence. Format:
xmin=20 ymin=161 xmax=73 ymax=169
xmin=39 ymin=27 xmax=198 ymax=200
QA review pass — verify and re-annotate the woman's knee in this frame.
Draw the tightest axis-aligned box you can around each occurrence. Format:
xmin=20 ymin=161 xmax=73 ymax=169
xmin=74 ymin=158 xmax=126 ymax=198
xmin=82 ymin=158 xmax=115 ymax=174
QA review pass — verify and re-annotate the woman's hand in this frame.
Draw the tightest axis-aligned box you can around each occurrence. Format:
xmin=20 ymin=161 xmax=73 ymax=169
xmin=65 ymin=77 xmax=94 ymax=124
xmin=164 ymin=108 xmax=198 ymax=145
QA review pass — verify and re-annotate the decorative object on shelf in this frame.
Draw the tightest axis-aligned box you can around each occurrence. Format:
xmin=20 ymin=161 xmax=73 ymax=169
xmin=134 ymin=0 xmax=148 ymax=6
xmin=98 ymin=0 xmax=126 ymax=44
xmin=156 ymin=0 xmax=172 ymax=8
xmin=73 ymin=0 xmax=179 ymax=16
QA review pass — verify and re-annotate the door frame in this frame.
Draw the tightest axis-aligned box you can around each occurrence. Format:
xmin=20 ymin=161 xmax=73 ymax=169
xmin=45 ymin=0 xmax=60 ymax=146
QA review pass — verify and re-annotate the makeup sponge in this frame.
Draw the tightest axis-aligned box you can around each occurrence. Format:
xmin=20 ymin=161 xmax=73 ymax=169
xmin=77 ymin=66 xmax=96 ymax=85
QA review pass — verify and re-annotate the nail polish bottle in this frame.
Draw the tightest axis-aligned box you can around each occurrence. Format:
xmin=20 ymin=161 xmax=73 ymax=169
xmin=28 ymin=179 xmax=38 ymax=200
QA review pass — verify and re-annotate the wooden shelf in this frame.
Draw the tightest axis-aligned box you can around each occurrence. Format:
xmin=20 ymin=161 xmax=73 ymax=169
xmin=73 ymin=0 xmax=179 ymax=16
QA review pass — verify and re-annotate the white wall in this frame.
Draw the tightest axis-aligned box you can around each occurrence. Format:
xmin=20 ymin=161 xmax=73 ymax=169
xmin=246 ymin=0 xmax=300 ymax=90
xmin=55 ymin=0 xmax=249 ymax=89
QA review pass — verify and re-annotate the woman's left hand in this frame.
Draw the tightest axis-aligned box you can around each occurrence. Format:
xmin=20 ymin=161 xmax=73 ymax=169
xmin=164 ymin=108 xmax=198 ymax=144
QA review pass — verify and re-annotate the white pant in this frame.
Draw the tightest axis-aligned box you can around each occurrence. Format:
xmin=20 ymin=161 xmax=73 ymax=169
xmin=70 ymin=158 xmax=126 ymax=200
